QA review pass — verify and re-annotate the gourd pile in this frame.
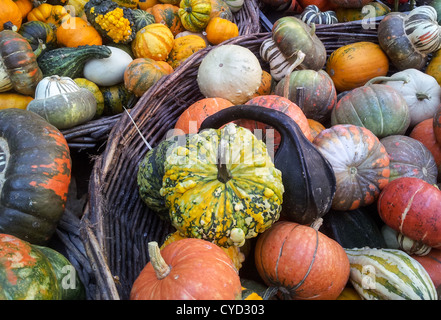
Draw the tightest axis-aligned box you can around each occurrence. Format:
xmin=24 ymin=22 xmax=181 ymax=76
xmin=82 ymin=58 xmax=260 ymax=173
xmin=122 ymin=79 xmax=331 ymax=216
xmin=1 ymin=0 xmax=441 ymax=301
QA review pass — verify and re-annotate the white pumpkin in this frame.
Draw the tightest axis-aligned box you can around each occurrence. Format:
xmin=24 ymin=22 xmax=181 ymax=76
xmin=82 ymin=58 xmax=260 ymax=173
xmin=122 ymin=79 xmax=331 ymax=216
xmin=197 ymin=45 xmax=262 ymax=105
xmin=34 ymin=75 xmax=79 ymax=98
xmin=83 ymin=46 xmax=133 ymax=86
xmin=384 ymin=68 xmax=441 ymax=127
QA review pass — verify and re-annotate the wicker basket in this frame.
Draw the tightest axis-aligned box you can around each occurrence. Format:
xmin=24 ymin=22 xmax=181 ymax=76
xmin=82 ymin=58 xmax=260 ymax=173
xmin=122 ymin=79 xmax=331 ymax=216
xmin=77 ymin=18 xmax=385 ymax=300
xmin=60 ymin=0 xmax=262 ymax=150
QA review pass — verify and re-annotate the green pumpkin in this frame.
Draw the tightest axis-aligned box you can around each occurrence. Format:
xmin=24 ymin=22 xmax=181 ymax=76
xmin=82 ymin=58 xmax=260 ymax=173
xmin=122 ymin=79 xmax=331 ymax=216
xmin=18 ymin=21 xmax=57 ymax=53
xmin=159 ymin=123 xmax=284 ymax=248
xmin=0 ymin=233 xmax=60 ymax=300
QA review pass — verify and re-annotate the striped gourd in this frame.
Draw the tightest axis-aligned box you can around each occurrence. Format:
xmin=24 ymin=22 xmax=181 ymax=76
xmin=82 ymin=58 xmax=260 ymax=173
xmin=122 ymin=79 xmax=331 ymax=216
xmin=259 ymin=38 xmax=292 ymax=81
xmin=345 ymin=247 xmax=438 ymax=300
xmin=404 ymin=5 xmax=441 ymax=54
xmin=224 ymin=0 xmax=244 ymax=12
xmin=396 ymin=233 xmax=432 ymax=256
xmin=300 ymin=5 xmax=338 ymax=25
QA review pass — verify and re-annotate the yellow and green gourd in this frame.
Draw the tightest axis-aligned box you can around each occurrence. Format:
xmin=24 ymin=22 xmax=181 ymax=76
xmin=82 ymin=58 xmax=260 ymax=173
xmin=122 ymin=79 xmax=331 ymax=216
xmin=159 ymin=123 xmax=284 ymax=248
xmin=178 ymin=0 xmax=212 ymax=32
xmin=345 ymin=247 xmax=438 ymax=300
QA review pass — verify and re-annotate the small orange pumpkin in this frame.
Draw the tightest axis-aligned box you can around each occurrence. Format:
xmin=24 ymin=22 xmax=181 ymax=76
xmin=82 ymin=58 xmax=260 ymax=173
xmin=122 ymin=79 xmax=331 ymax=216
xmin=131 ymin=23 xmax=174 ymax=60
xmin=173 ymin=97 xmax=234 ymax=134
xmin=251 ymin=70 xmax=273 ymax=98
xmin=326 ymin=41 xmax=389 ymax=92
xmin=124 ymin=57 xmax=173 ymax=97
xmin=13 ymin=0 xmax=33 ymax=19
xmin=410 ymin=118 xmax=441 ymax=167
xmin=0 ymin=0 xmax=22 ymax=31
xmin=138 ymin=0 xmax=160 ymax=10
xmin=205 ymin=17 xmax=238 ymax=45
xmin=56 ymin=16 xmax=103 ymax=47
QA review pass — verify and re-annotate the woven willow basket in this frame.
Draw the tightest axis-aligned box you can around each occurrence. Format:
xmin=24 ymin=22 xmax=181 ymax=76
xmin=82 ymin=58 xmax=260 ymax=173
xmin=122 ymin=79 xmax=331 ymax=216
xmin=60 ymin=0 xmax=262 ymax=150
xmin=78 ymin=19 xmax=382 ymax=300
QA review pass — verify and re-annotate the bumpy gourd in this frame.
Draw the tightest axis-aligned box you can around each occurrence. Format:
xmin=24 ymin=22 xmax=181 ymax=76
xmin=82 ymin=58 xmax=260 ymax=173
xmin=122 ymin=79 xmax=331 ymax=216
xmin=159 ymin=123 xmax=284 ymax=248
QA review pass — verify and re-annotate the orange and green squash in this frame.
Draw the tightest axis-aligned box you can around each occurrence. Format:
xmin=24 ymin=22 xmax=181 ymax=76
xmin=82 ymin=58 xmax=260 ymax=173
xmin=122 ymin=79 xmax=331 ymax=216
xmin=146 ymin=3 xmax=184 ymax=36
xmin=178 ymin=0 xmax=212 ymax=32
xmin=166 ymin=34 xmax=206 ymax=69
xmin=131 ymin=23 xmax=174 ymax=60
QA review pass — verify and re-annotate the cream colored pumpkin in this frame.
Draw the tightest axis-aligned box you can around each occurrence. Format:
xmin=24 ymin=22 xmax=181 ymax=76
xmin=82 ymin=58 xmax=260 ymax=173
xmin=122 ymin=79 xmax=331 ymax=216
xmin=197 ymin=44 xmax=262 ymax=104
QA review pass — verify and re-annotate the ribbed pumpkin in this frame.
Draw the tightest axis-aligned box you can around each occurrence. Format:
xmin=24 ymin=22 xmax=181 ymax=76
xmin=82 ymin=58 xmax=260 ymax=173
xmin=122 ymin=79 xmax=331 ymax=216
xmin=124 ymin=57 xmax=173 ymax=97
xmin=331 ymin=77 xmax=411 ymax=139
xmin=300 ymin=4 xmax=338 ymax=25
xmin=138 ymin=0 xmax=160 ymax=10
xmin=130 ymin=239 xmax=242 ymax=300
xmin=13 ymin=0 xmax=34 ymax=19
xmin=380 ymin=135 xmax=438 ymax=184
xmin=173 ymin=97 xmax=233 ymax=134
xmin=100 ymin=83 xmax=133 ymax=115
xmin=326 ymin=41 xmax=389 ymax=92
xmin=252 ymin=70 xmax=273 ymax=98
xmin=0 ymin=108 xmax=71 ymax=245
xmin=313 ymin=124 xmax=390 ymax=211
xmin=56 ymin=16 xmax=102 ymax=47
xmin=159 ymin=123 xmax=284 ymax=248
xmin=409 ymin=118 xmax=441 ymax=166
xmin=132 ymin=23 xmax=174 ymax=61
xmin=345 ymin=247 xmax=438 ymax=300
xmin=0 ymin=0 xmax=23 ymax=31
xmin=255 ymin=220 xmax=350 ymax=300
xmin=274 ymin=69 xmax=337 ymax=123
xmin=166 ymin=34 xmax=206 ymax=69
xmin=0 ymin=30 xmax=43 ymax=96
xmin=378 ymin=177 xmax=441 ymax=248
xmin=160 ymin=230 xmax=245 ymax=270
xmin=0 ymin=233 xmax=60 ymax=300
xmin=235 ymin=95 xmax=313 ymax=152
xmin=178 ymin=0 xmax=212 ymax=32
xmin=205 ymin=17 xmax=238 ymax=45
xmin=146 ymin=3 xmax=185 ymax=36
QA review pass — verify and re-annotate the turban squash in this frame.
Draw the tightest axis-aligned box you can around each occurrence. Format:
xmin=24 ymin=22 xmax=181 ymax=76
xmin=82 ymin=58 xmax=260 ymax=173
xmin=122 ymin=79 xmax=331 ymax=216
xmin=0 ymin=108 xmax=71 ymax=245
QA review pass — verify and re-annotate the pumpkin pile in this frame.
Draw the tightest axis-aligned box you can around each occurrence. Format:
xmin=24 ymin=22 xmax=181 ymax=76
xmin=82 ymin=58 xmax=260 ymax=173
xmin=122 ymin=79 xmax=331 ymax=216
xmin=0 ymin=0 xmax=248 ymax=129
xmin=2 ymin=0 xmax=441 ymax=301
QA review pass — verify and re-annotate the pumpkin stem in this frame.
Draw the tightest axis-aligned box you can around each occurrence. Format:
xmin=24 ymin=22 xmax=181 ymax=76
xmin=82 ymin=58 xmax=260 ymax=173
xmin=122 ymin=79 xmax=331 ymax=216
xmin=282 ymin=50 xmax=306 ymax=99
xmin=416 ymin=92 xmax=430 ymax=101
xmin=148 ymin=241 xmax=171 ymax=280
xmin=364 ymin=75 xmax=411 ymax=86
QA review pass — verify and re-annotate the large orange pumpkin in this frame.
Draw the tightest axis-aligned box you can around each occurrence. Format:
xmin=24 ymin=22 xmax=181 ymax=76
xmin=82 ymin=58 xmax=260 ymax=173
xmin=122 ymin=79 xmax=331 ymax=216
xmin=255 ymin=220 xmax=350 ymax=300
xmin=173 ymin=97 xmax=234 ymax=134
xmin=130 ymin=238 xmax=242 ymax=300
xmin=326 ymin=41 xmax=389 ymax=92
xmin=234 ymin=95 xmax=313 ymax=154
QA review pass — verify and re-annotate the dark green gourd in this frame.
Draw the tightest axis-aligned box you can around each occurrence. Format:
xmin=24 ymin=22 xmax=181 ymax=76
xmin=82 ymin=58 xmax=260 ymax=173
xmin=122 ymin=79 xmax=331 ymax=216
xmin=199 ymin=104 xmax=337 ymax=225
xmin=37 ymin=45 xmax=112 ymax=78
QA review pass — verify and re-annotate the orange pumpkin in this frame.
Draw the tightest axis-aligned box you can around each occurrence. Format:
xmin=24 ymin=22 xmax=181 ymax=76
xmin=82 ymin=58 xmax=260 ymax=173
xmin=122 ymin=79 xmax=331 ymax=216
xmin=56 ymin=16 xmax=102 ymax=47
xmin=173 ymin=97 xmax=234 ymax=134
xmin=132 ymin=23 xmax=174 ymax=60
xmin=146 ymin=3 xmax=184 ymax=36
xmin=205 ymin=17 xmax=238 ymax=45
xmin=410 ymin=118 xmax=441 ymax=166
xmin=130 ymin=238 xmax=242 ymax=300
xmin=326 ymin=41 xmax=389 ymax=92
xmin=210 ymin=0 xmax=233 ymax=21
xmin=124 ymin=57 xmax=173 ymax=97
xmin=138 ymin=0 xmax=160 ymax=10
xmin=0 ymin=0 xmax=22 ymax=31
xmin=235 ymin=95 xmax=313 ymax=153
xmin=13 ymin=0 xmax=33 ymax=19
xmin=255 ymin=220 xmax=350 ymax=300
